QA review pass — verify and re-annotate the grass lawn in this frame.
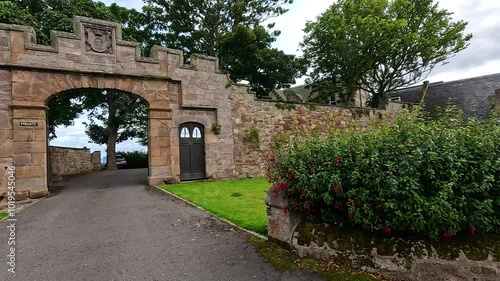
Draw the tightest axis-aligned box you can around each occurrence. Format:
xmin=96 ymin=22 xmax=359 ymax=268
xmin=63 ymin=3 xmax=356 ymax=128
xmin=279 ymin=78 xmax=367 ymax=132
xmin=0 ymin=211 xmax=9 ymax=221
xmin=159 ymin=178 xmax=270 ymax=234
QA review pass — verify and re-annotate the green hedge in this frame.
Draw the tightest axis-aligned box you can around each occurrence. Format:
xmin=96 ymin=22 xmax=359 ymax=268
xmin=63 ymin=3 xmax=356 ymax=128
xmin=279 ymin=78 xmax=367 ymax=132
xmin=268 ymin=108 xmax=500 ymax=240
xmin=117 ymin=150 xmax=148 ymax=169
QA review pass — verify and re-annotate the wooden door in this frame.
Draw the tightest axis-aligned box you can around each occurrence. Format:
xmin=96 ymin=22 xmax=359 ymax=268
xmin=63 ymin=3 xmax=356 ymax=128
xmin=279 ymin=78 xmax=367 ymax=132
xmin=179 ymin=123 xmax=206 ymax=181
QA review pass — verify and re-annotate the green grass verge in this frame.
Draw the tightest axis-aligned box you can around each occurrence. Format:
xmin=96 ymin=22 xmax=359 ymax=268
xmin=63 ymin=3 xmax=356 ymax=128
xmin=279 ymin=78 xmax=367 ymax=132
xmin=159 ymin=178 xmax=269 ymax=234
xmin=0 ymin=211 xmax=9 ymax=221
xmin=249 ymin=236 xmax=397 ymax=281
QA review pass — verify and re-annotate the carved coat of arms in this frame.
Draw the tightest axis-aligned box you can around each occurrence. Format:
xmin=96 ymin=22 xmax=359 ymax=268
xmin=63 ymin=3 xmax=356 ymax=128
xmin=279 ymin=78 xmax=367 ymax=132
xmin=85 ymin=27 xmax=113 ymax=54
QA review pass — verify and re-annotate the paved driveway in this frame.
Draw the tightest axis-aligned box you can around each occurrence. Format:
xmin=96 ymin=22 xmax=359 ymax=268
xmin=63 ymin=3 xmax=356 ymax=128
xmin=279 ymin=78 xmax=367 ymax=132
xmin=0 ymin=169 xmax=324 ymax=281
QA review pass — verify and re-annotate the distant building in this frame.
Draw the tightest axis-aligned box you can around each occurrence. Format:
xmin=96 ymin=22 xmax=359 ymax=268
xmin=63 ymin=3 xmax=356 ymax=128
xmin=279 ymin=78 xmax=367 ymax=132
xmin=274 ymin=85 xmax=369 ymax=107
xmin=388 ymin=73 xmax=500 ymax=119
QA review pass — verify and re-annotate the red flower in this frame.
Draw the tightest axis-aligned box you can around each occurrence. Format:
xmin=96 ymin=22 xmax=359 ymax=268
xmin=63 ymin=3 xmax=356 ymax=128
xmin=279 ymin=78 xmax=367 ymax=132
xmin=375 ymin=205 xmax=380 ymax=209
xmin=309 ymin=168 xmax=316 ymax=174
xmin=277 ymin=182 xmax=289 ymax=190
xmin=320 ymin=158 xmax=325 ymax=163
xmin=382 ymin=227 xmax=391 ymax=234
xmin=443 ymin=232 xmax=454 ymax=239
xmin=335 ymin=157 xmax=341 ymax=163
xmin=333 ymin=204 xmax=340 ymax=210
xmin=470 ymin=227 xmax=476 ymax=236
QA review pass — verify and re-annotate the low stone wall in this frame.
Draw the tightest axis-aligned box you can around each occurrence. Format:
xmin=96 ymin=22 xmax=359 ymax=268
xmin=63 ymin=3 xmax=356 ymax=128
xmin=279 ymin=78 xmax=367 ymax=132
xmin=265 ymin=187 xmax=500 ymax=281
xmin=49 ymin=146 xmax=94 ymax=177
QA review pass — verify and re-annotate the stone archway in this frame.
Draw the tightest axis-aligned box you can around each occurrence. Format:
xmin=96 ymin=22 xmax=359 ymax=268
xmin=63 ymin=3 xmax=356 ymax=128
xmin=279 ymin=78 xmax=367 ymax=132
xmin=10 ymin=72 xmax=172 ymax=197
xmin=0 ymin=16 xmax=250 ymax=200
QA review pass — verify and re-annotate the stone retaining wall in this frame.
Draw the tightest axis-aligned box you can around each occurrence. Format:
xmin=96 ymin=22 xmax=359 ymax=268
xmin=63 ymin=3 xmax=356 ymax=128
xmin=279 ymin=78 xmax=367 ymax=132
xmin=265 ymin=187 xmax=500 ymax=281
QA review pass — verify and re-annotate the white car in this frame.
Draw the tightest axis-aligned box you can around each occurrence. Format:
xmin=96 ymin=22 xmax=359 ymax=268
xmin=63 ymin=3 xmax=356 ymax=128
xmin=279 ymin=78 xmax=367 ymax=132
xmin=102 ymin=154 xmax=128 ymax=169
xmin=115 ymin=154 xmax=127 ymax=169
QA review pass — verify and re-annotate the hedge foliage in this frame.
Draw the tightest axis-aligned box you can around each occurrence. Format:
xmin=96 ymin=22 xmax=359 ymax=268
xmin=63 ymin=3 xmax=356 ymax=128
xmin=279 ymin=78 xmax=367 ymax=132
xmin=267 ymin=107 xmax=500 ymax=240
xmin=117 ymin=150 xmax=148 ymax=169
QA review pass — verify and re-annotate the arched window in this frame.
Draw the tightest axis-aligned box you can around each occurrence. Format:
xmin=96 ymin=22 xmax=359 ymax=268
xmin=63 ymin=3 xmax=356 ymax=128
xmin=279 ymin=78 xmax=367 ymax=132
xmin=180 ymin=127 xmax=190 ymax=138
xmin=193 ymin=127 xmax=202 ymax=139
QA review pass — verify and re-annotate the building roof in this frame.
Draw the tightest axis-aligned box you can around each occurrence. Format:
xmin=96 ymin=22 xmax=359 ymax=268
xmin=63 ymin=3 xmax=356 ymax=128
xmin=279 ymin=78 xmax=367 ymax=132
xmin=389 ymin=73 xmax=500 ymax=119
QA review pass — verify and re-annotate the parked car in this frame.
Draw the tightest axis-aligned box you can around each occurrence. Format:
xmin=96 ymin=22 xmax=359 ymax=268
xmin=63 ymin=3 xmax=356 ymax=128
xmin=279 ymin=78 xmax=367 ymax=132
xmin=102 ymin=154 xmax=128 ymax=169
xmin=116 ymin=154 xmax=127 ymax=169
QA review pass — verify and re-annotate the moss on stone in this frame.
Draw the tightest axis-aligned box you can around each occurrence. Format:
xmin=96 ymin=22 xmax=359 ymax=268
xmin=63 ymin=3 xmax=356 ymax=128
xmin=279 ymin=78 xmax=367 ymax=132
xmin=249 ymin=236 xmax=393 ymax=281
xmin=294 ymin=222 xmax=500 ymax=263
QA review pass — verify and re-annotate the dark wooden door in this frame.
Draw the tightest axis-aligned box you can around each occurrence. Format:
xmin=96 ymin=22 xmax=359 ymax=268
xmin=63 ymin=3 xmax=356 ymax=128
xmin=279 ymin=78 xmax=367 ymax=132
xmin=179 ymin=123 xmax=206 ymax=181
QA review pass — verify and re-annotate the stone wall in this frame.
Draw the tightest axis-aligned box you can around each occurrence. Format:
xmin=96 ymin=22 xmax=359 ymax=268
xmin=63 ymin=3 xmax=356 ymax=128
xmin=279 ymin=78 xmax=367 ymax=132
xmin=231 ymin=96 xmax=405 ymax=178
xmin=49 ymin=146 xmax=93 ymax=176
xmin=91 ymin=151 xmax=101 ymax=171
xmin=265 ymin=187 xmax=500 ymax=281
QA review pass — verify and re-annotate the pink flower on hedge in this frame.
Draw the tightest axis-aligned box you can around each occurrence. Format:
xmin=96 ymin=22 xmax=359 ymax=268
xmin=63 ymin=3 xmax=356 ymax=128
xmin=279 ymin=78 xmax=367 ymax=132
xmin=382 ymin=227 xmax=391 ymax=234
xmin=320 ymin=158 xmax=325 ymax=163
xmin=289 ymin=170 xmax=296 ymax=178
xmin=335 ymin=157 xmax=341 ymax=163
xmin=443 ymin=232 xmax=454 ymax=239
xmin=333 ymin=204 xmax=340 ymax=210
xmin=470 ymin=227 xmax=476 ymax=236
xmin=309 ymin=168 xmax=316 ymax=174
xmin=277 ymin=182 xmax=289 ymax=190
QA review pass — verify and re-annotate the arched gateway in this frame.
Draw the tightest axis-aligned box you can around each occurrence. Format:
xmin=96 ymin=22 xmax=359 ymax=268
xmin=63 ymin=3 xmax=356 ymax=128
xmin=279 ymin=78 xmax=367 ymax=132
xmin=0 ymin=16 xmax=247 ymax=200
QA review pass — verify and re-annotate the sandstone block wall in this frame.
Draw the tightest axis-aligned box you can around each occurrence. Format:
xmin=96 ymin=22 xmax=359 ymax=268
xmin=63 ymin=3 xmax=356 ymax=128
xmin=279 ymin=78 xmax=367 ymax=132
xmin=49 ymin=146 xmax=93 ymax=177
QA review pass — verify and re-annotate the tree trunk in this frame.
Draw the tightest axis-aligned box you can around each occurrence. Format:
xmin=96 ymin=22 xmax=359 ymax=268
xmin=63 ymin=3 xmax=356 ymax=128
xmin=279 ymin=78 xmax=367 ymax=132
xmin=106 ymin=91 xmax=118 ymax=170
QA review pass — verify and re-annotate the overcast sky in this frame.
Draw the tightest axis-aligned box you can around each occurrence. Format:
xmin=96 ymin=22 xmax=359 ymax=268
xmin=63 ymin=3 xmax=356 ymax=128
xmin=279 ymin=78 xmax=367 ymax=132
xmin=50 ymin=0 xmax=500 ymax=155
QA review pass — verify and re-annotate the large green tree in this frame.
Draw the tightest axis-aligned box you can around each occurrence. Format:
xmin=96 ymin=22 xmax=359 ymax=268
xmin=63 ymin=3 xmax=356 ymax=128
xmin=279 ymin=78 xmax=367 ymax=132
xmin=145 ymin=0 xmax=304 ymax=98
xmin=301 ymin=0 xmax=472 ymax=108
xmin=82 ymin=91 xmax=147 ymax=169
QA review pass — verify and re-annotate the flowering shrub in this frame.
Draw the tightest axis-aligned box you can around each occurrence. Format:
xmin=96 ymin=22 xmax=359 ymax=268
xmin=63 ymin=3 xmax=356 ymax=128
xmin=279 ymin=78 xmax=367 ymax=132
xmin=267 ymin=108 xmax=500 ymax=241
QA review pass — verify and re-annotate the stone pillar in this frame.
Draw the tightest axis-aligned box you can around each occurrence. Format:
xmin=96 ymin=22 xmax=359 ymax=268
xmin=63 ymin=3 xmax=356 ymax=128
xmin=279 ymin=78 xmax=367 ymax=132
xmin=148 ymin=108 xmax=173 ymax=185
xmin=0 ymin=70 xmax=13 ymax=201
xmin=265 ymin=187 xmax=303 ymax=248
xmin=91 ymin=151 xmax=101 ymax=171
xmin=11 ymin=105 xmax=49 ymax=199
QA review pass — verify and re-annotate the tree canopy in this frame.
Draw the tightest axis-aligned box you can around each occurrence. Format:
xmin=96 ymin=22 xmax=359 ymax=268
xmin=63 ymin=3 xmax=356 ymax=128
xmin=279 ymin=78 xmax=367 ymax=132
xmin=145 ymin=0 xmax=304 ymax=98
xmin=301 ymin=0 xmax=472 ymax=108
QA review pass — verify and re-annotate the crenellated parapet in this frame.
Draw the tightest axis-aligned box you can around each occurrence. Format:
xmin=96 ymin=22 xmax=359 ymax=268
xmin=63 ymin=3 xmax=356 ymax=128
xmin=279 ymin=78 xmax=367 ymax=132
xmin=0 ymin=16 xmax=222 ymax=77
